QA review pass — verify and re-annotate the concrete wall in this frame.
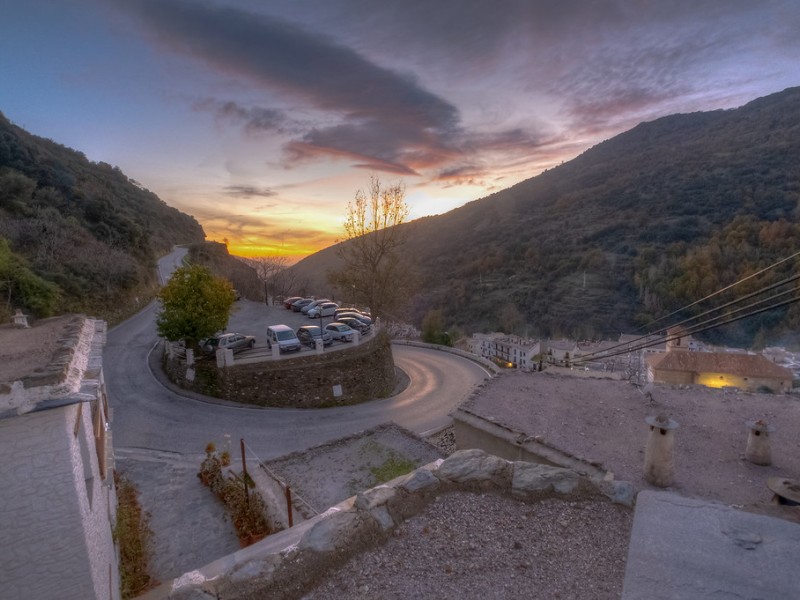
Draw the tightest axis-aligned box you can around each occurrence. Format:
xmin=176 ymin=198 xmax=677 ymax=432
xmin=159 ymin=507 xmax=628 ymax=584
xmin=694 ymin=372 xmax=788 ymax=393
xmin=164 ymin=333 xmax=397 ymax=408
xmin=651 ymin=368 xmax=694 ymax=386
xmin=0 ymin=402 xmax=119 ymax=600
xmin=653 ymin=369 xmax=788 ymax=393
xmin=452 ymin=409 xmax=607 ymax=480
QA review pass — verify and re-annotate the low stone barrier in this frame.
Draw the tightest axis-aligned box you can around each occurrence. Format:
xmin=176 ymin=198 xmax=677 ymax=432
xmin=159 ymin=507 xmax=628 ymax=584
xmin=162 ymin=333 xmax=396 ymax=408
xmin=452 ymin=406 xmax=610 ymax=479
xmin=143 ymin=449 xmax=634 ymax=600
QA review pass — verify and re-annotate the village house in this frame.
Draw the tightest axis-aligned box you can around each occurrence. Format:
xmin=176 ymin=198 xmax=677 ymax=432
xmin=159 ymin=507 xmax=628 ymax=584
xmin=469 ymin=332 xmax=541 ymax=370
xmin=544 ymin=339 xmax=580 ymax=365
xmin=645 ymin=326 xmax=793 ymax=393
xmin=570 ymin=334 xmax=668 ymax=379
xmin=646 ymin=350 xmax=793 ymax=393
xmin=618 ymin=332 xmax=668 ymax=355
xmin=0 ymin=314 xmax=119 ymax=600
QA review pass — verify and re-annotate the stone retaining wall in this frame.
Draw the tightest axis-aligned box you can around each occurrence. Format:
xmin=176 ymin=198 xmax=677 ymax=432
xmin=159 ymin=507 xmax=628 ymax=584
xmin=452 ymin=407 xmax=608 ymax=480
xmin=162 ymin=333 xmax=396 ymax=408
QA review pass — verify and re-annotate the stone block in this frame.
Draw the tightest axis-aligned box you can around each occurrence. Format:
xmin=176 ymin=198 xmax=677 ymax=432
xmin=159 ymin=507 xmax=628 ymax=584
xmin=511 ymin=462 xmax=582 ymax=496
xmin=400 ymin=468 xmax=440 ymax=493
xmin=435 ymin=448 xmax=511 ymax=486
xmin=299 ymin=509 xmax=361 ymax=553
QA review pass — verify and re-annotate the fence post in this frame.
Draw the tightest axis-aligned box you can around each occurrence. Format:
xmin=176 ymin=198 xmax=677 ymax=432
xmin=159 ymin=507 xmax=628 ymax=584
xmin=241 ymin=438 xmax=250 ymax=510
xmin=286 ymin=486 xmax=293 ymax=528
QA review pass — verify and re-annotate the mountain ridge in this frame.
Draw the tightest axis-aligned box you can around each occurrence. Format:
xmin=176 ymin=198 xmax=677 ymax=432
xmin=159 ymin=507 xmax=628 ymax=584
xmin=0 ymin=111 xmax=206 ymax=322
xmin=292 ymin=86 xmax=800 ymax=347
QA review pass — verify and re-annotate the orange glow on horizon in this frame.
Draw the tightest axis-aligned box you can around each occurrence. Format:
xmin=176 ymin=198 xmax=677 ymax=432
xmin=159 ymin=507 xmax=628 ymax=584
xmin=219 ymin=235 xmax=338 ymax=263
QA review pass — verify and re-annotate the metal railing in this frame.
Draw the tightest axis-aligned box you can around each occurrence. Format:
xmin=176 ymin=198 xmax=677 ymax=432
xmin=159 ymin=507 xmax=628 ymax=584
xmin=241 ymin=440 xmax=319 ymax=522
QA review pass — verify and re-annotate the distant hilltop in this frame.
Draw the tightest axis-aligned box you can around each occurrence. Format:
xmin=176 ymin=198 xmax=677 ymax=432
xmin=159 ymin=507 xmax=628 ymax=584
xmin=0 ymin=111 xmax=206 ymax=322
xmin=291 ymin=86 xmax=800 ymax=348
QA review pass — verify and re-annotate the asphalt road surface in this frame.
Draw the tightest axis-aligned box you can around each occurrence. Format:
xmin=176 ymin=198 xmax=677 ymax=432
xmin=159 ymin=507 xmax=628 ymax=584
xmin=104 ymin=249 xmax=490 ymax=460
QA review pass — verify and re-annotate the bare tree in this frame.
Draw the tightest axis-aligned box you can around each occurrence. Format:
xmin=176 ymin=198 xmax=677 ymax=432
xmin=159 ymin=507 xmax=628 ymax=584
xmin=329 ymin=176 xmax=414 ymax=319
xmin=244 ymin=256 xmax=291 ymax=304
xmin=500 ymin=302 xmax=523 ymax=335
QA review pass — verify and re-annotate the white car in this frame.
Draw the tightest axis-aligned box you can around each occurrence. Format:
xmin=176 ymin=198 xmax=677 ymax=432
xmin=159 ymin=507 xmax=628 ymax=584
xmin=301 ymin=298 xmax=331 ymax=314
xmin=307 ymin=302 xmax=338 ymax=318
xmin=324 ymin=322 xmax=355 ymax=342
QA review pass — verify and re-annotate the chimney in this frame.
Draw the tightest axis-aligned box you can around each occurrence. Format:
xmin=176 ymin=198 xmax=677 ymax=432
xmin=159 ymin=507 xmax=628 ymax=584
xmin=644 ymin=414 xmax=679 ymax=487
xmin=744 ymin=419 xmax=775 ymax=466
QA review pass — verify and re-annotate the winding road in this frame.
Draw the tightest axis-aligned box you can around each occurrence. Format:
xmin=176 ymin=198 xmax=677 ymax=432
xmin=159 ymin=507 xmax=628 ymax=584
xmin=104 ymin=249 xmax=490 ymax=460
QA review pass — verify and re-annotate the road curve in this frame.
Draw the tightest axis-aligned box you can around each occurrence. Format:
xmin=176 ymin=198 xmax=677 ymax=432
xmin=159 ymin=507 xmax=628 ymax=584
xmin=104 ymin=253 xmax=490 ymax=460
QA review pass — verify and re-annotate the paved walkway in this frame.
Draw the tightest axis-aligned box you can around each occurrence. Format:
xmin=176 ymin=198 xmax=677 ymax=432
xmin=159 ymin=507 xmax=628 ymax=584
xmin=622 ymin=491 xmax=800 ymax=599
xmin=116 ymin=448 xmax=241 ymax=583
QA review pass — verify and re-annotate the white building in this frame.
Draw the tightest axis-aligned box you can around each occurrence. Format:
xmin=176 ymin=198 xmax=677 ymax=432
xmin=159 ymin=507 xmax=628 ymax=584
xmin=470 ymin=333 xmax=541 ymax=370
xmin=0 ymin=314 xmax=119 ymax=600
xmin=544 ymin=339 xmax=580 ymax=365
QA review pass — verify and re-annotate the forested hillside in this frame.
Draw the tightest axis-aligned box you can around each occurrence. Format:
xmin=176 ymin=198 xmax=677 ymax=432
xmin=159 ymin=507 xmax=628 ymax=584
xmin=293 ymin=87 xmax=800 ymax=347
xmin=0 ymin=112 xmax=205 ymax=322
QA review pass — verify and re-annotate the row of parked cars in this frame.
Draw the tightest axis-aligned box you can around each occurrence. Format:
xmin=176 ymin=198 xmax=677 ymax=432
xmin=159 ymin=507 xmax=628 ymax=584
xmin=198 ymin=297 xmax=374 ymax=357
xmin=262 ymin=296 xmax=375 ymax=354
xmin=282 ymin=297 xmax=373 ymax=331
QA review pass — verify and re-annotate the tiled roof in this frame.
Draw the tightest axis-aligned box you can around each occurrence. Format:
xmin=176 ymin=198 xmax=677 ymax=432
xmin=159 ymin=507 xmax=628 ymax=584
xmin=647 ymin=351 xmax=792 ymax=380
xmin=546 ymin=340 xmax=578 ymax=351
xmin=618 ymin=334 xmax=667 ymax=350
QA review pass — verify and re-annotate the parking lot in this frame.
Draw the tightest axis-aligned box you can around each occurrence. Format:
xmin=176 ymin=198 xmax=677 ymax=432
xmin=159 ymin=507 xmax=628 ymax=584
xmin=210 ymin=298 xmax=373 ymax=361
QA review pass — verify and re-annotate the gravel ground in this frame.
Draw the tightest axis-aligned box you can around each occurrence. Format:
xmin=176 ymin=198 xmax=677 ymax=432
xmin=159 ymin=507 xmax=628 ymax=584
xmin=303 ymin=491 xmax=632 ymax=600
xmin=265 ymin=423 xmax=445 ymax=513
xmin=462 ymin=371 xmax=800 ymax=510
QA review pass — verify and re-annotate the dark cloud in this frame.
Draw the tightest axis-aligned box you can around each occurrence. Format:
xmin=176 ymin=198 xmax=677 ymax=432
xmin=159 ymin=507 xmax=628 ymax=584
xmin=122 ymin=0 xmax=797 ymax=193
xmin=193 ymin=99 xmax=300 ymax=135
xmin=125 ymin=0 xmax=459 ymax=173
xmin=223 ymin=185 xmax=277 ymax=199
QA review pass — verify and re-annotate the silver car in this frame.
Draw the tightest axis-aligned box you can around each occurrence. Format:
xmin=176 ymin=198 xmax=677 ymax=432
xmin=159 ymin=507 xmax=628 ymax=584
xmin=325 ymin=322 xmax=355 ymax=342
xmin=200 ymin=333 xmax=255 ymax=354
xmin=307 ymin=302 xmax=338 ymax=319
xmin=296 ymin=325 xmax=333 ymax=347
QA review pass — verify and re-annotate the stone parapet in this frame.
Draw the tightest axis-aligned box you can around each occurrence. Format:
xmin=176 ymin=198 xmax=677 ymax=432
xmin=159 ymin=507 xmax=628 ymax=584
xmin=162 ymin=332 xmax=397 ymax=408
xmin=1 ymin=315 xmax=106 ymax=417
xmin=141 ymin=449 xmax=634 ymax=600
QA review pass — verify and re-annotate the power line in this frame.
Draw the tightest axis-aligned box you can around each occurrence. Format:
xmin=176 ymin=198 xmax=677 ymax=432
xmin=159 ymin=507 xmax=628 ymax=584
xmin=636 ymin=248 xmax=800 ymax=333
xmin=576 ymin=272 xmax=800 ymax=363
xmin=572 ymin=290 xmax=800 ymax=366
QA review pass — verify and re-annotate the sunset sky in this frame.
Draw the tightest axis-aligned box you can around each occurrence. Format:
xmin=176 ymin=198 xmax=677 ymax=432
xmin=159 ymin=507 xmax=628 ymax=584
xmin=1 ymin=1 xmax=798 ymax=259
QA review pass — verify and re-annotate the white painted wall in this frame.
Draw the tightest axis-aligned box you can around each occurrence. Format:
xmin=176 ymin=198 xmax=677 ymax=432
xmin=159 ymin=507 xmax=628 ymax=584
xmin=0 ymin=402 xmax=119 ymax=600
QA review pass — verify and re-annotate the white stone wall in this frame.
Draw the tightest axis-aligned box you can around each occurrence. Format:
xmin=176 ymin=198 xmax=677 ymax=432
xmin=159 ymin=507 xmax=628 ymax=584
xmin=0 ymin=402 xmax=119 ymax=600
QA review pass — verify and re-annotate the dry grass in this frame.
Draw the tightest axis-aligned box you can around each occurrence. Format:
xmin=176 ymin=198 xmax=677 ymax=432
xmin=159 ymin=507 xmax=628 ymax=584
xmin=113 ymin=471 xmax=155 ymax=599
xmin=198 ymin=444 xmax=271 ymax=546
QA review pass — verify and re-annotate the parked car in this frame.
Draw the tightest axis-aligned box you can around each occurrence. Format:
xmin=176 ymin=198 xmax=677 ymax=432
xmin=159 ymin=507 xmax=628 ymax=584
xmin=334 ymin=306 xmax=372 ymax=319
xmin=283 ymin=296 xmax=303 ymax=309
xmin=337 ymin=316 xmax=371 ymax=335
xmin=199 ymin=333 xmax=255 ymax=354
xmin=296 ymin=325 xmax=333 ymax=347
xmin=307 ymin=302 xmax=338 ymax=319
xmin=335 ymin=311 xmax=372 ymax=326
xmin=302 ymin=298 xmax=331 ymax=315
xmin=266 ymin=324 xmax=301 ymax=353
xmin=291 ymin=298 xmax=314 ymax=312
xmin=324 ymin=322 xmax=355 ymax=342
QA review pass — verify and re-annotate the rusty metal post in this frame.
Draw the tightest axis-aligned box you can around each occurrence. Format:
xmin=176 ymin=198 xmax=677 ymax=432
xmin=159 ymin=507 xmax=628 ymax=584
xmin=285 ymin=486 xmax=293 ymax=527
xmin=241 ymin=438 xmax=250 ymax=510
